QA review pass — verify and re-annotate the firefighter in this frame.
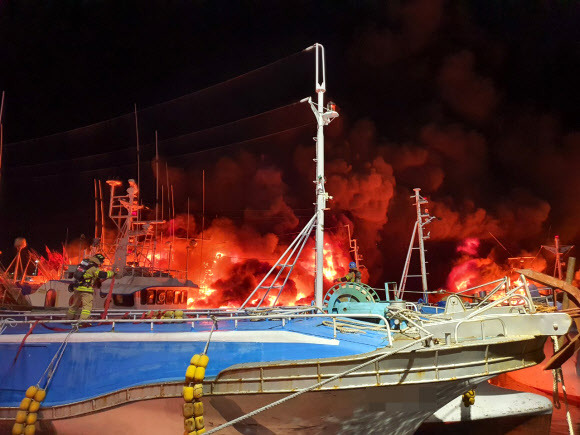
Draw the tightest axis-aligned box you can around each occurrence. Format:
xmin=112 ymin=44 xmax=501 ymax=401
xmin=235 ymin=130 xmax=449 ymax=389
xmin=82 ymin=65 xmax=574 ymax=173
xmin=66 ymin=253 xmax=115 ymax=320
xmin=335 ymin=261 xmax=362 ymax=283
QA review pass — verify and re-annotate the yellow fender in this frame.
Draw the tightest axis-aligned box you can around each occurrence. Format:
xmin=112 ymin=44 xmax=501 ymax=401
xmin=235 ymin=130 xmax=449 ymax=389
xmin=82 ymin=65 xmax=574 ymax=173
xmin=192 ymin=384 xmax=203 ymax=399
xmin=185 ymin=365 xmax=196 ymax=383
xmin=184 ymin=353 xmax=209 ymax=434
xmin=15 ymin=411 xmax=27 ymax=424
xmin=19 ymin=398 xmax=31 ymax=411
xmin=193 ymin=367 xmax=205 ymax=383
xmin=28 ymin=401 xmax=40 ymax=413
xmin=33 ymin=389 xmax=46 ymax=403
xmin=183 ymin=403 xmax=194 ymax=418
xmin=26 ymin=413 xmax=37 ymax=425
xmin=462 ymin=389 xmax=476 ymax=407
xmin=183 ymin=386 xmax=194 ymax=403
xmin=193 ymin=401 xmax=204 ymax=416
xmin=25 ymin=387 xmax=38 ymax=399
xmin=184 ymin=417 xmax=195 ymax=432
xmin=195 ymin=415 xmax=205 ymax=430
xmin=12 ymin=423 xmax=24 ymax=435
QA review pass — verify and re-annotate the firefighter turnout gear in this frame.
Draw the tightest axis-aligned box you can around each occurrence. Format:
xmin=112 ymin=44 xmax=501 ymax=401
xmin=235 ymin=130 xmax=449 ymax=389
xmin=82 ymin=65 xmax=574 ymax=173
xmin=336 ymin=263 xmax=362 ymax=283
xmin=66 ymin=255 xmax=114 ymax=320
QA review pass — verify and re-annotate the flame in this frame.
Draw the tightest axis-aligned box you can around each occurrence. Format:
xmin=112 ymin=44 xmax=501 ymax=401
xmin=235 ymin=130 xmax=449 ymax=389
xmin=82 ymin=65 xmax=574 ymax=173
xmin=323 ymin=243 xmax=339 ymax=281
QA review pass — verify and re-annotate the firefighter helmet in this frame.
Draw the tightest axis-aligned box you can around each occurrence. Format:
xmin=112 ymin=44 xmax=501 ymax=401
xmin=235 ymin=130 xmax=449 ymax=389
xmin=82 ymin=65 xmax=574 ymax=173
xmin=349 ymin=261 xmax=357 ymax=269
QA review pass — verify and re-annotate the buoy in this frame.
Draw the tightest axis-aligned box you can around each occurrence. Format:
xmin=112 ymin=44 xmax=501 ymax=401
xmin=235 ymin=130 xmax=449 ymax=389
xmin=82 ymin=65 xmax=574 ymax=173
xmin=33 ymin=389 xmax=46 ymax=403
xmin=183 ymin=386 xmax=194 ymax=402
xmin=195 ymin=415 xmax=204 ymax=430
xmin=190 ymin=354 xmax=201 ymax=366
xmin=25 ymin=413 xmax=37 ymax=425
xmin=193 ymin=367 xmax=205 ymax=382
xmin=164 ymin=311 xmax=175 ymax=318
xmin=461 ymin=389 xmax=476 ymax=407
xmin=198 ymin=354 xmax=209 ymax=368
xmin=23 ymin=425 xmax=35 ymax=435
xmin=12 ymin=423 xmax=24 ymax=435
xmin=193 ymin=401 xmax=204 ymax=416
xmin=15 ymin=411 xmax=27 ymax=423
xmin=175 ymin=310 xmax=184 ymax=318
xmin=183 ymin=403 xmax=194 ymax=418
xmin=196 ymin=428 xmax=206 ymax=434
xmin=193 ymin=384 xmax=203 ymax=399
xmin=25 ymin=387 xmax=38 ymax=399
xmin=184 ymin=417 xmax=195 ymax=432
xmin=185 ymin=365 xmax=196 ymax=382
xmin=19 ymin=398 xmax=31 ymax=411
xmin=28 ymin=401 xmax=40 ymax=413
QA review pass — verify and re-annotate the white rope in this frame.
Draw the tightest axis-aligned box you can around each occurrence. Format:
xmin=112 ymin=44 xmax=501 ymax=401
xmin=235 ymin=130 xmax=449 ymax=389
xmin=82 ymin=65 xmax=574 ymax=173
xmin=551 ymin=336 xmax=575 ymax=435
xmin=0 ymin=318 xmax=17 ymax=335
xmin=37 ymin=327 xmax=77 ymax=390
xmin=204 ymin=335 xmax=431 ymax=434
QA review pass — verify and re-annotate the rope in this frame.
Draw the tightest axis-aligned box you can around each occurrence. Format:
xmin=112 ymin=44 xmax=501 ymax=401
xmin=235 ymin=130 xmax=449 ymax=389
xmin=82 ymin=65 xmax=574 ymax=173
xmin=551 ymin=335 xmax=575 ymax=435
xmin=321 ymin=320 xmax=364 ymax=334
xmin=0 ymin=317 xmax=17 ymax=335
xmin=203 ymin=316 xmax=217 ymax=355
xmin=536 ymin=304 xmax=558 ymax=313
xmin=204 ymin=335 xmax=431 ymax=434
xmin=37 ymin=326 xmax=77 ymax=390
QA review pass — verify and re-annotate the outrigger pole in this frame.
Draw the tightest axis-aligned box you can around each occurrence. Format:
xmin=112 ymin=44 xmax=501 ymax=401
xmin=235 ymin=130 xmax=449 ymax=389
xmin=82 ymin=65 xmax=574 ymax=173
xmin=302 ymin=44 xmax=339 ymax=307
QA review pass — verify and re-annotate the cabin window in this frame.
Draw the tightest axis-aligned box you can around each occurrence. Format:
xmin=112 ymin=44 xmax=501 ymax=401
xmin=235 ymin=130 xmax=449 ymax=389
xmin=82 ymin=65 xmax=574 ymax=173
xmin=146 ymin=289 xmax=156 ymax=305
xmin=166 ymin=290 xmax=175 ymax=304
xmin=156 ymin=289 xmax=166 ymax=304
xmin=113 ymin=294 xmax=135 ymax=307
xmin=180 ymin=290 xmax=188 ymax=304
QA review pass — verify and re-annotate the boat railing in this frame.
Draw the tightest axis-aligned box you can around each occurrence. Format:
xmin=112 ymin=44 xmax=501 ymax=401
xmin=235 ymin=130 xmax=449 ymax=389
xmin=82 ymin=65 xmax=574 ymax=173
xmin=453 ymin=316 xmax=508 ymax=344
xmin=0 ymin=305 xmax=324 ymax=321
xmin=0 ymin=312 xmax=393 ymax=346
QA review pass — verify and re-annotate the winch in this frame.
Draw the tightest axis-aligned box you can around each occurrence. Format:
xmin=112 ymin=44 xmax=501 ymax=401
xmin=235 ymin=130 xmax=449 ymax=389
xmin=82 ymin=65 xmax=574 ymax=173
xmin=322 ymin=282 xmax=408 ymax=329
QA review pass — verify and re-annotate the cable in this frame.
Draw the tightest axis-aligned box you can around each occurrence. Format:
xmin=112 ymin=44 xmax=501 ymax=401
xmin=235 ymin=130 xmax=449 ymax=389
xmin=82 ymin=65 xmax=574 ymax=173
xmin=7 ymin=122 xmax=315 ymax=180
xmin=5 ymin=49 xmax=308 ymax=149
xmin=8 ymin=101 xmax=307 ymax=170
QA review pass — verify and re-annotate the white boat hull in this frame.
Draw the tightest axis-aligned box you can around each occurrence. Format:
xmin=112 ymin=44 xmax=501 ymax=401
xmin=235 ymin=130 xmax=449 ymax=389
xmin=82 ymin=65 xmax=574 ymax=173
xmin=39 ymin=378 xmax=490 ymax=435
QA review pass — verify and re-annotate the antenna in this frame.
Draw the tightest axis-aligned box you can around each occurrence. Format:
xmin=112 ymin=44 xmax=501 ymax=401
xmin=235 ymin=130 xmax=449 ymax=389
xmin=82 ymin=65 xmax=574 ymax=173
xmin=94 ymin=179 xmax=99 ymax=239
xmin=199 ymin=170 xmax=205 ymax=283
xmin=99 ymin=180 xmax=105 ymax=251
xmin=186 ymin=197 xmax=190 ymax=281
xmin=134 ymin=104 xmax=141 ymax=196
xmin=153 ymin=131 xmax=159 ymax=268
xmin=0 ymin=91 xmax=5 ymax=190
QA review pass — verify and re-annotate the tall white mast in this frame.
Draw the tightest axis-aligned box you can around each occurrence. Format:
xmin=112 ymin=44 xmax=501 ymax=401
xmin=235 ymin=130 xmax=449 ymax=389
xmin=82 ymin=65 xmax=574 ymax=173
xmin=303 ymin=43 xmax=339 ymax=307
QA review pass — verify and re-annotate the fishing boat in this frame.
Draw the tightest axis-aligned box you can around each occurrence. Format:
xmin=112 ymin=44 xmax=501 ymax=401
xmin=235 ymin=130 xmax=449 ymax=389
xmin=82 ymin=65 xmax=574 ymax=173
xmin=26 ymin=178 xmax=199 ymax=313
xmin=0 ymin=43 xmax=574 ymax=435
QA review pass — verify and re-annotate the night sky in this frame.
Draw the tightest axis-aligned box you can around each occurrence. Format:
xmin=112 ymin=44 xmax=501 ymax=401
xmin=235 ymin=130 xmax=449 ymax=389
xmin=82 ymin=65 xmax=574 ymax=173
xmin=1 ymin=1 xmax=580 ymax=292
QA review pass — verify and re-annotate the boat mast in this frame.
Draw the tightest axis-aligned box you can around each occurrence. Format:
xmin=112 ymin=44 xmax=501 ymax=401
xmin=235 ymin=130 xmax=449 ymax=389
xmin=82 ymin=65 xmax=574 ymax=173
xmin=0 ymin=91 xmax=5 ymax=190
xmin=303 ymin=44 xmax=339 ymax=307
xmin=398 ymin=188 xmax=437 ymax=303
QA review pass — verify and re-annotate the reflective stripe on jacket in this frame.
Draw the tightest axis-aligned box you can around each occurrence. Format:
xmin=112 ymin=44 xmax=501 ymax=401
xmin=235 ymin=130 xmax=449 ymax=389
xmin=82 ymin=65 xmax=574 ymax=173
xmin=340 ymin=270 xmax=362 ymax=283
xmin=76 ymin=267 xmax=114 ymax=293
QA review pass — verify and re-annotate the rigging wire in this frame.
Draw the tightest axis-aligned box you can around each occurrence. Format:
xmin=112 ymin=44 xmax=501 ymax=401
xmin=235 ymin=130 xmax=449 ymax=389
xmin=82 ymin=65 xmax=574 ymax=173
xmin=9 ymin=121 xmax=315 ymax=180
xmin=4 ymin=49 xmax=308 ymax=149
xmin=7 ymin=101 xmax=308 ymax=170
